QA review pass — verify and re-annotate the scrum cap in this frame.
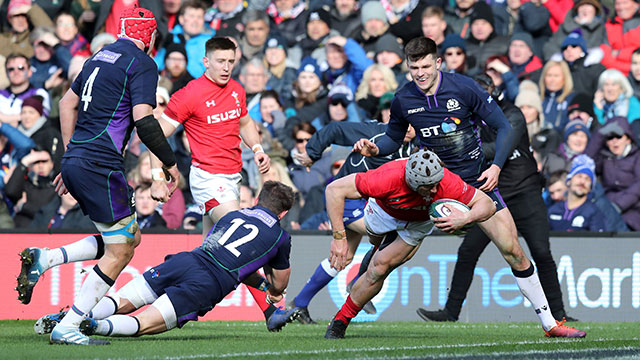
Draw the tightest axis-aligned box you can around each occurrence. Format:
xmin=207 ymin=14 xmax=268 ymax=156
xmin=405 ymin=149 xmax=445 ymax=191
xmin=120 ymin=7 xmax=157 ymax=49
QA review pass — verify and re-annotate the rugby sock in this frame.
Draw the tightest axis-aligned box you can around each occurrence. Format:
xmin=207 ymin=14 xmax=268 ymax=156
xmin=59 ymin=265 xmax=114 ymax=328
xmin=334 ymin=295 xmax=362 ymax=325
xmin=96 ymin=315 xmax=139 ymax=336
xmin=47 ymin=235 xmax=104 ymax=269
xmin=295 ymin=259 xmax=339 ymax=308
xmin=512 ymin=264 xmax=557 ymax=331
xmin=246 ymin=285 xmax=272 ymax=313
xmin=89 ymin=296 xmax=119 ymax=320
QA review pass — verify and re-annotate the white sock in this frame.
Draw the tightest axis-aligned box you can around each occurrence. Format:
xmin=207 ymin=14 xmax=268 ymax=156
xmin=96 ymin=315 xmax=139 ymax=336
xmin=513 ymin=267 xmax=557 ymax=331
xmin=59 ymin=266 xmax=113 ymax=328
xmin=45 ymin=235 xmax=102 ymax=270
xmin=90 ymin=295 xmax=120 ymax=320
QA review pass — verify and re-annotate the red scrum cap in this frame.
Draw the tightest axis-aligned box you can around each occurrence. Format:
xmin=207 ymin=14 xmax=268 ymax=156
xmin=119 ymin=6 xmax=157 ymax=49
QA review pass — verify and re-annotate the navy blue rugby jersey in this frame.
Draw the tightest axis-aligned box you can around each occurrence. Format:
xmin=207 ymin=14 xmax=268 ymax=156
xmin=65 ymin=38 xmax=158 ymax=164
xmin=198 ymin=206 xmax=291 ymax=283
xmin=385 ymin=72 xmax=504 ymax=186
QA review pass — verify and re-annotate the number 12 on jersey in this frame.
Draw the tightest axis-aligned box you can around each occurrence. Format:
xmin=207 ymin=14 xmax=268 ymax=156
xmin=217 ymin=218 xmax=259 ymax=257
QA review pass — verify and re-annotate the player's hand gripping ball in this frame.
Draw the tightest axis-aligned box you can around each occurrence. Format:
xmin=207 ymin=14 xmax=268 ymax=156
xmin=429 ymin=199 xmax=472 ymax=236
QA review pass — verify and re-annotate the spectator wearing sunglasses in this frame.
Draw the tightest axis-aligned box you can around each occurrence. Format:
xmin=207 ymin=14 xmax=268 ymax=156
xmin=312 ymin=83 xmax=361 ymax=131
xmin=0 ymin=53 xmax=50 ymax=128
xmin=586 ymin=117 xmax=640 ymax=230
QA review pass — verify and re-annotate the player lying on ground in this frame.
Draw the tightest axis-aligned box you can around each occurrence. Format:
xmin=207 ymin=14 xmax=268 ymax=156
xmin=35 ymin=181 xmax=300 ymax=343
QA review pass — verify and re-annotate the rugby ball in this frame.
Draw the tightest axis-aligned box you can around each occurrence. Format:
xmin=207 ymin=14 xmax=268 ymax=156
xmin=429 ymin=199 xmax=471 ymax=236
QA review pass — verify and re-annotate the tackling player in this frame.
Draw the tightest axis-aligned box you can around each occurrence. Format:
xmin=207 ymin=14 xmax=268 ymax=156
xmin=324 ymin=149 xmax=496 ymax=339
xmin=353 ymin=36 xmax=586 ymax=338
xmin=16 ymin=7 xmax=181 ymax=345
xmin=35 ymin=181 xmax=297 ymax=342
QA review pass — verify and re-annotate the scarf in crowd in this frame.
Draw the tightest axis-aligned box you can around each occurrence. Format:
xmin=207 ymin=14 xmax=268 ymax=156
xmin=379 ymin=0 xmax=420 ymax=24
xmin=603 ymin=94 xmax=629 ymax=121
xmin=207 ymin=1 xmax=245 ymax=31
xmin=266 ymin=0 xmax=306 ymax=25
xmin=18 ymin=116 xmax=47 ymax=138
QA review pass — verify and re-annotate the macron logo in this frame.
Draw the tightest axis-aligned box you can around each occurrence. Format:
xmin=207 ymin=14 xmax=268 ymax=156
xmin=408 ymin=107 xmax=425 ymax=114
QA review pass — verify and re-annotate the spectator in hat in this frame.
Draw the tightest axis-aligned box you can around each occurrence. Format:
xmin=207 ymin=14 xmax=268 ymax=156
xmin=586 ymin=116 xmax=640 ymax=230
xmin=355 ymin=64 xmax=398 ymax=120
xmin=554 ymin=29 xmax=606 ymax=96
xmin=543 ymin=120 xmax=591 ymax=175
xmin=372 ymin=33 xmax=407 ymax=85
xmin=515 ymin=79 xmax=546 ymax=140
xmin=630 ymin=48 xmax=640 ymax=99
xmin=292 ymin=8 xmax=339 ymax=65
xmin=492 ymin=0 xmax=552 ymax=57
xmin=568 ymin=93 xmax=599 ymax=132
xmin=0 ymin=0 xmax=52 ymax=58
xmin=547 ymin=154 xmax=605 ymax=232
xmin=385 ymin=0 xmax=437 ymax=45
xmin=375 ymin=91 xmax=395 ymax=123
xmin=266 ymin=0 xmax=309 ymax=49
xmin=89 ymin=32 xmax=116 ymax=54
xmin=540 ymin=60 xmax=576 ymax=132
xmin=593 ymin=69 xmax=640 ymax=124
xmin=600 ymin=0 xmax=640 ymax=75
xmin=205 ymin=0 xmax=247 ymax=38
xmin=444 ymin=0 xmax=477 ymax=39
xmin=465 ymin=2 xmax=509 ymax=72
xmin=263 ymin=33 xmax=297 ymax=108
xmin=441 ymin=34 xmax=476 ymax=76
xmin=29 ymin=26 xmax=72 ymax=91
xmin=354 ymin=1 xmax=390 ymax=55
xmin=313 ymin=82 xmax=362 ymax=130
xmin=421 ymin=6 xmax=450 ymax=50
xmin=322 ymin=35 xmax=372 ymax=94
xmin=54 ymin=12 xmax=91 ymax=58
xmin=542 ymin=0 xmax=606 ymax=61
xmin=328 ymin=0 xmax=361 ymax=40
xmin=238 ymin=10 xmax=270 ymax=62
xmin=161 ymin=42 xmax=194 ymax=95
xmin=17 ymin=95 xmax=63 ymax=172
xmin=155 ymin=0 xmax=213 ymax=79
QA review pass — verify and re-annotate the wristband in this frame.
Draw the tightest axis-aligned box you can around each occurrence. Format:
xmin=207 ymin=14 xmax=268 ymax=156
xmin=333 ymin=229 xmax=346 ymax=240
xmin=252 ymin=144 xmax=264 ymax=154
xmin=151 ymin=168 xmax=165 ymax=181
xmin=266 ymin=293 xmax=275 ymax=305
xmin=257 ymin=277 xmax=270 ymax=292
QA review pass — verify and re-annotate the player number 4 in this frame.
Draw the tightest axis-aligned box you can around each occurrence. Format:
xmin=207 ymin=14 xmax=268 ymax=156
xmin=217 ymin=218 xmax=259 ymax=257
xmin=81 ymin=67 xmax=100 ymax=111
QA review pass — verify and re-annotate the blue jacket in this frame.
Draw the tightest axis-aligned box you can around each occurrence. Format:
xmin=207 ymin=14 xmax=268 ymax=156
xmin=542 ymin=90 xmax=574 ymax=132
xmin=322 ymin=38 xmax=373 ymax=95
xmin=30 ymin=44 xmax=72 ymax=89
xmin=548 ymin=199 xmax=605 ymax=232
xmin=0 ymin=123 xmax=35 ymax=190
xmin=154 ymin=24 xmax=213 ymax=79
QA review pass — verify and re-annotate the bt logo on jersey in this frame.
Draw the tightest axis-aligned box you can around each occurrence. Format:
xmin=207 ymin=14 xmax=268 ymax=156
xmin=419 ymin=125 xmax=441 ymax=137
xmin=207 ymin=108 xmax=241 ymax=124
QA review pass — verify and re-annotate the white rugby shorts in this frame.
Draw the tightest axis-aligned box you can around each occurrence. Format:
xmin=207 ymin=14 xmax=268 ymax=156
xmin=363 ymin=198 xmax=434 ymax=247
xmin=189 ymin=165 xmax=242 ymax=214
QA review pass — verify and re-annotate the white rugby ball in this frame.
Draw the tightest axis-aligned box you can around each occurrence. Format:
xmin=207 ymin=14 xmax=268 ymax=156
xmin=429 ymin=199 xmax=471 ymax=235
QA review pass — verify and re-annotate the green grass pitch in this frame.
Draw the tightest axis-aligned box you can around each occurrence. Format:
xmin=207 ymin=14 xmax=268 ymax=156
xmin=2 ymin=320 xmax=639 ymax=359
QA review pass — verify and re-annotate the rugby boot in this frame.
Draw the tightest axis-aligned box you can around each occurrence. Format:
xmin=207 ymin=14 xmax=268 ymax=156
xmin=544 ymin=318 xmax=586 ymax=338
xmin=50 ymin=325 xmax=110 ymax=345
xmin=266 ymin=307 xmax=300 ymax=332
xmin=16 ymin=248 xmax=48 ymax=304
xmin=34 ymin=311 xmax=67 ymax=335
xmin=324 ymin=318 xmax=348 ymax=339
xmin=416 ymin=308 xmax=457 ymax=322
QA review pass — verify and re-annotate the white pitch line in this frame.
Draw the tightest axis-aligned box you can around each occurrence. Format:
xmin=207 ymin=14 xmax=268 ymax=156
xmin=149 ymin=337 xmax=640 ymax=360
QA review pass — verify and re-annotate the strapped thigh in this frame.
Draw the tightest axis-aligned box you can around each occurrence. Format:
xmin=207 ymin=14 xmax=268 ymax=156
xmin=94 ymin=213 xmax=138 ymax=244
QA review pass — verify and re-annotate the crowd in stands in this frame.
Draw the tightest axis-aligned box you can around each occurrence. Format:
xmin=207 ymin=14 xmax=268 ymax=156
xmin=0 ymin=0 xmax=638 ymax=233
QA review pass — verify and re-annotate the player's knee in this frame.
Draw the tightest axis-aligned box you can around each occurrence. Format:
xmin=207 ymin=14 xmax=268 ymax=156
xmin=96 ymin=214 xmax=139 ymax=246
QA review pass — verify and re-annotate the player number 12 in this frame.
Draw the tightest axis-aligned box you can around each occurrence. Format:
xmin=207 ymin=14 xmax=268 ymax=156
xmin=217 ymin=218 xmax=259 ymax=257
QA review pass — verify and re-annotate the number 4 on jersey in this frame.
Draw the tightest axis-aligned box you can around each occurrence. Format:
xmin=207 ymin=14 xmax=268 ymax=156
xmin=217 ymin=218 xmax=259 ymax=257
xmin=81 ymin=67 xmax=100 ymax=111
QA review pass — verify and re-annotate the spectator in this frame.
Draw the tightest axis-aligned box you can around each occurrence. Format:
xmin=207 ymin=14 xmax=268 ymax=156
xmin=265 ymin=0 xmax=308 ymax=49
xmin=386 ymin=0 xmax=437 ymax=45
xmin=5 ymin=148 xmax=56 ymax=228
xmin=329 ymin=0 xmax=361 ymax=39
xmin=30 ymin=192 xmax=96 ymax=230
xmin=543 ymin=120 xmax=591 ymax=175
xmin=355 ymin=64 xmax=397 ymax=120
xmin=54 ymin=12 xmax=91 ymax=58
xmin=206 ymin=0 xmax=247 ymax=37
xmin=539 ymin=60 xmax=575 ymax=132
xmin=0 ymin=121 xmax=34 ymax=228
xmin=515 ymin=79 xmax=545 ymax=141
xmin=441 ymin=34 xmax=476 ymax=76
xmin=68 ymin=0 xmax=99 ymax=41
xmin=554 ymin=30 xmax=605 ymax=97
xmin=238 ymin=10 xmax=270 ymax=62
xmin=600 ymin=0 xmax=640 ymax=75
xmin=239 ymin=58 xmax=269 ymax=122
xmin=313 ymin=82 xmax=361 ymax=130
xmin=258 ymin=89 xmax=287 ymax=138
xmin=586 ymin=117 xmax=640 ymax=230
xmin=547 ymin=154 xmax=605 ymax=232
xmin=155 ymin=0 xmax=212 ymax=79
xmin=161 ymin=42 xmax=194 ymax=95
xmin=422 ymin=6 xmax=449 ymax=50
xmin=293 ymin=8 xmax=338 ymax=65
xmin=135 ymin=182 xmax=167 ymax=230
xmin=543 ymin=0 xmax=606 ymax=61
xmin=545 ymin=170 xmax=568 ymax=206
xmin=593 ymin=69 xmax=640 ymax=124
xmin=354 ymin=1 xmax=390 ymax=56
xmin=28 ymin=26 xmax=72 ymax=90
xmin=630 ymin=48 xmax=640 ymax=99
xmin=163 ymin=0 xmax=183 ymax=32
xmin=182 ymin=203 xmax=202 ymax=231
xmin=89 ymin=32 xmax=116 ymax=54
xmin=263 ymin=33 xmax=297 ymax=108
xmin=373 ymin=33 xmax=406 ymax=86
xmin=239 ymin=184 xmax=255 ymax=209
xmin=567 ymin=92 xmax=599 ymax=132
xmin=493 ymin=0 xmax=552 ymax=52
xmin=17 ymin=96 xmax=62 ymax=172
xmin=375 ymin=91 xmax=395 ymax=123
xmin=465 ymin=2 xmax=509 ymax=72
xmin=444 ymin=0 xmax=477 ymax=39
xmin=0 ymin=53 xmax=50 ymax=127
xmin=323 ymin=35 xmax=372 ymax=94
xmin=0 ymin=1 xmax=52 ymax=58
xmin=543 ymin=0 xmax=574 ymax=34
